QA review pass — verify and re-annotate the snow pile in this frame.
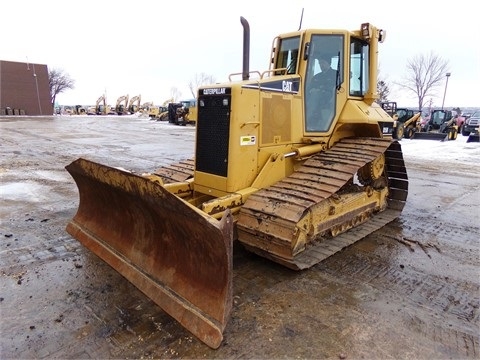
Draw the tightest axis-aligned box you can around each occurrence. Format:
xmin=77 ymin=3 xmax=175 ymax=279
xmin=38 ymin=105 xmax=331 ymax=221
xmin=399 ymin=134 xmax=480 ymax=166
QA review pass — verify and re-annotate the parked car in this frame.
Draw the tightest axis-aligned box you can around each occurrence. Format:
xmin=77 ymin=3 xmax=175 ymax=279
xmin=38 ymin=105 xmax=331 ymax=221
xmin=455 ymin=114 xmax=466 ymax=133
xmin=462 ymin=110 xmax=480 ymax=136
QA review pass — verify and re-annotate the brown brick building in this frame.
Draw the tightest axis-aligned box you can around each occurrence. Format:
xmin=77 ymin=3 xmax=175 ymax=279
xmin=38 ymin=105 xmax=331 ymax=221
xmin=0 ymin=60 xmax=53 ymax=115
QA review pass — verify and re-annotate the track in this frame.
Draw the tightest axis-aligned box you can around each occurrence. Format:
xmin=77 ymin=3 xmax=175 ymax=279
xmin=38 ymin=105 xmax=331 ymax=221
xmin=151 ymin=138 xmax=408 ymax=271
xmin=153 ymin=158 xmax=195 ymax=183
xmin=236 ymin=138 xmax=408 ymax=269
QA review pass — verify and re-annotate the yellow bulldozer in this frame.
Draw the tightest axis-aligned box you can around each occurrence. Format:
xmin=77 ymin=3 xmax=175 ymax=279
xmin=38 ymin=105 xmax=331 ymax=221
xmin=65 ymin=18 xmax=408 ymax=349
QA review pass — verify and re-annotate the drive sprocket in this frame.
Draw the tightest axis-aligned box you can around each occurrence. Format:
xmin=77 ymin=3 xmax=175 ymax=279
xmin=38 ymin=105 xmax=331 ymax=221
xmin=357 ymin=153 xmax=385 ymax=185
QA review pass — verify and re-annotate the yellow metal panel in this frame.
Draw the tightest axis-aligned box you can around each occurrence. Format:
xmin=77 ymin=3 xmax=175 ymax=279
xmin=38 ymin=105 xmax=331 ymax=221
xmin=261 ymin=94 xmax=292 ymax=145
xmin=225 ymin=87 xmax=260 ymax=191
xmin=194 ymin=171 xmax=228 ymax=197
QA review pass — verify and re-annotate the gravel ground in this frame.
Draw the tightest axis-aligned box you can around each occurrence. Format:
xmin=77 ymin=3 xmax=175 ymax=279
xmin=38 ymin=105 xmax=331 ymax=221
xmin=0 ymin=115 xmax=479 ymax=359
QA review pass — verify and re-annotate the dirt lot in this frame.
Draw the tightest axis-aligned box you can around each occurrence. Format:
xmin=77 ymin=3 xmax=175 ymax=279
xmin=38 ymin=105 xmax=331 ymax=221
xmin=1 ymin=115 xmax=479 ymax=359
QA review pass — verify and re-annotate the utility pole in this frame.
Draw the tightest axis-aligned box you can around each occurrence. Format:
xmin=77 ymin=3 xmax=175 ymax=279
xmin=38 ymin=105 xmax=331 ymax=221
xmin=441 ymin=72 xmax=451 ymax=110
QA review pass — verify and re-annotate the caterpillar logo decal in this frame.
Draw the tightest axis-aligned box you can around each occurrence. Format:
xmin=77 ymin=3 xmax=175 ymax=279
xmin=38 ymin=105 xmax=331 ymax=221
xmin=201 ymin=87 xmax=231 ymax=95
xmin=242 ymin=78 xmax=300 ymax=94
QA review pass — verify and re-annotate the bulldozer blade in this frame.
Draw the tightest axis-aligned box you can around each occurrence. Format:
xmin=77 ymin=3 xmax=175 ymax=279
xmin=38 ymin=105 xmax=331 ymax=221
xmin=467 ymin=134 xmax=479 ymax=143
xmin=65 ymin=158 xmax=233 ymax=349
xmin=411 ymin=132 xmax=448 ymax=141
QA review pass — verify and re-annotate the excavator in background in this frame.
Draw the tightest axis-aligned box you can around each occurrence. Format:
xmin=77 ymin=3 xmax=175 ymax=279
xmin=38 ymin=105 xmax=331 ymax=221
xmin=115 ymin=95 xmax=129 ymax=115
xmin=127 ymin=95 xmax=141 ymax=114
xmin=381 ymin=102 xmax=422 ymax=139
xmin=96 ymin=95 xmax=106 ymax=115
xmin=65 ymin=18 xmax=408 ymax=349
xmin=87 ymin=94 xmax=110 ymax=115
xmin=86 ymin=95 xmax=105 ymax=115
xmin=412 ymin=109 xmax=458 ymax=140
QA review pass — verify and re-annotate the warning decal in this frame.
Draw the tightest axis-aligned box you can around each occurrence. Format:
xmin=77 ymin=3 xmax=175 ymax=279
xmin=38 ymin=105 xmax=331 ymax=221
xmin=240 ymin=136 xmax=256 ymax=146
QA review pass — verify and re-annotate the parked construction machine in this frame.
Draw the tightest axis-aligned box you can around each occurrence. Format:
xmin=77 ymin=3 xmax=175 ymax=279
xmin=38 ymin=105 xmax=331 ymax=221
xmin=147 ymin=105 xmax=168 ymax=119
xmin=88 ymin=94 xmax=111 ymax=115
xmin=63 ymin=105 xmax=87 ymax=115
xmin=127 ymin=95 xmax=141 ymax=114
xmin=115 ymin=94 xmax=129 ymax=115
xmin=65 ymin=18 xmax=408 ymax=349
xmin=87 ymin=95 xmax=106 ymax=115
xmin=163 ymin=99 xmax=198 ymax=125
xmin=180 ymin=98 xmax=197 ymax=124
xmin=381 ymin=102 xmax=422 ymax=139
xmin=154 ymin=98 xmax=173 ymax=121
xmin=96 ymin=94 xmax=106 ymax=115
xmin=397 ymin=108 xmax=422 ymax=138
xmin=412 ymin=109 xmax=458 ymax=140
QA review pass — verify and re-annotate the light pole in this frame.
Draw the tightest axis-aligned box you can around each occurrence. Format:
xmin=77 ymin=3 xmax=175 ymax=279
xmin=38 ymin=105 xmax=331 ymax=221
xmin=441 ymin=72 xmax=451 ymax=110
xmin=32 ymin=63 xmax=42 ymax=115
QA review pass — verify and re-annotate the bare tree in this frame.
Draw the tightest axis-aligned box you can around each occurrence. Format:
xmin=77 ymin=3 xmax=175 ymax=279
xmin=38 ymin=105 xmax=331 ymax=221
xmin=188 ymin=73 xmax=216 ymax=98
xmin=161 ymin=97 xmax=174 ymax=106
xmin=170 ymin=87 xmax=182 ymax=102
xmin=49 ymin=68 xmax=75 ymax=106
xmin=398 ymin=52 xmax=449 ymax=111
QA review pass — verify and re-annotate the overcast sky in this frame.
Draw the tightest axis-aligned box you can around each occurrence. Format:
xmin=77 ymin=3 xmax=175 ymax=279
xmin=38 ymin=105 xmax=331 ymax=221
xmin=2 ymin=0 xmax=478 ymax=109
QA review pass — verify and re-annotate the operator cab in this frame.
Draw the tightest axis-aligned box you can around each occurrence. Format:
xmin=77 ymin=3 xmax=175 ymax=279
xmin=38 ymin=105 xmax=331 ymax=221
xmin=274 ymin=30 xmax=372 ymax=134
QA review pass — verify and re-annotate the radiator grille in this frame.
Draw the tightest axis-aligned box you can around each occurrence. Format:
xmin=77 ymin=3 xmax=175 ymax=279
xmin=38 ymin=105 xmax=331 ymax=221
xmin=196 ymin=93 xmax=231 ymax=177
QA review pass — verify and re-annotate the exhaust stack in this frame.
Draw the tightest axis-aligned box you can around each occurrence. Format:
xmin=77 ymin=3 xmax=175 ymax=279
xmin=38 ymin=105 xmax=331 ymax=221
xmin=240 ymin=16 xmax=250 ymax=80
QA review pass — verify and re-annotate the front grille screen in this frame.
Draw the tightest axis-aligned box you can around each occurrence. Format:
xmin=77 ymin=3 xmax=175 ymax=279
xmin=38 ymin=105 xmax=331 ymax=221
xmin=196 ymin=93 xmax=231 ymax=177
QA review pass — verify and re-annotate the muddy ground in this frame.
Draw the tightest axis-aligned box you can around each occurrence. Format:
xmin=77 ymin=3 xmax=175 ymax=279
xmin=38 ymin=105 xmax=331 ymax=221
xmin=0 ymin=115 xmax=479 ymax=359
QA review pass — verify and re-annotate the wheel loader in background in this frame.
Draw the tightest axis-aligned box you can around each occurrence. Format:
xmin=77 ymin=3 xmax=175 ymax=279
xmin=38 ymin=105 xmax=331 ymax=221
xmin=381 ymin=102 xmax=422 ymax=139
xmin=65 ymin=18 xmax=408 ymax=349
xmin=412 ymin=109 xmax=458 ymax=141
xmin=147 ymin=104 xmax=167 ymax=119
xmin=397 ymin=108 xmax=422 ymax=138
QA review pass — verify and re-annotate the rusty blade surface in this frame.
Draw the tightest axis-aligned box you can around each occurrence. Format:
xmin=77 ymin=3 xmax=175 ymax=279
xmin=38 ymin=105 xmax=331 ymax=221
xmin=65 ymin=158 xmax=233 ymax=349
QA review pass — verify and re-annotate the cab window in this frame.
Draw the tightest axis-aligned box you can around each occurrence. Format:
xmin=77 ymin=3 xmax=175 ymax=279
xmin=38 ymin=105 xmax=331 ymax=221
xmin=275 ymin=36 xmax=300 ymax=75
xmin=349 ymin=38 xmax=369 ymax=96
xmin=304 ymin=34 xmax=343 ymax=132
